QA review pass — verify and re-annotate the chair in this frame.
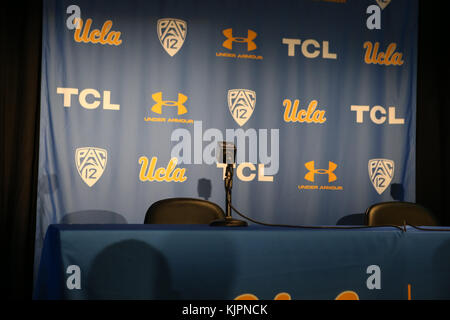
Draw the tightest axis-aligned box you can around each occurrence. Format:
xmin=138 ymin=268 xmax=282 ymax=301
xmin=144 ymin=198 xmax=225 ymax=224
xmin=365 ymin=201 xmax=439 ymax=226
xmin=60 ymin=210 xmax=128 ymax=224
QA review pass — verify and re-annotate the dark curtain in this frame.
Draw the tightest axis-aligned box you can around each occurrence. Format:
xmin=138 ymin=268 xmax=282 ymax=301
xmin=1 ymin=2 xmax=42 ymax=300
xmin=416 ymin=2 xmax=450 ymax=226
xmin=0 ymin=0 xmax=448 ymax=300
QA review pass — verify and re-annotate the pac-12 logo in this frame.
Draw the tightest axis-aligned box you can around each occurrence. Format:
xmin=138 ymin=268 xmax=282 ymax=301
xmin=228 ymin=89 xmax=256 ymax=127
xmin=75 ymin=147 xmax=107 ymax=187
xmin=157 ymin=18 xmax=187 ymax=56
xmin=368 ymin=159 xmax=394 ymax=195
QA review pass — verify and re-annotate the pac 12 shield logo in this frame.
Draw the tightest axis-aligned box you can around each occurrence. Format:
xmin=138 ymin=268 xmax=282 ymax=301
xmin=228 ymin=89 xmax=256 ymax=127
xmin=157 ymin=18 xmax=187 ymax=56
xmin=75 ymin=147 xmax=107 ymax=187
xmin=368 ymin=159 xmax=394 ymax=195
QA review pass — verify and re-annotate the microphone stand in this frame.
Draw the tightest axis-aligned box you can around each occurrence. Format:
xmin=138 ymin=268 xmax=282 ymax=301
xmin=210 ymin=163 xmax=248 ymax=227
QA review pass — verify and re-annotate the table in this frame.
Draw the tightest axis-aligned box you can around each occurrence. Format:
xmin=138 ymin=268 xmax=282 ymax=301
xmin=33 ymin=224 xmax=450 ymax=300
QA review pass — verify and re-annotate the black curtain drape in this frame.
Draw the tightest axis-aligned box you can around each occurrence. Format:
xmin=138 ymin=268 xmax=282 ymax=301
xmin=1 ymin=2 xmax=43 ymax=300
xmin=0 ymin=0 xmax=448 ymax=300
xmin=416 ymin=2 xmax=450 ymax=227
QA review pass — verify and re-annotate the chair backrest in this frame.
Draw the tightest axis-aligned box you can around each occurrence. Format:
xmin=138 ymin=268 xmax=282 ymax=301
xmin=365 ymin=201 xmax=438 ymax=226
xmin=144 ymin=198 xmax=225 ymax=224
xmin=60 ymin=210 xmax=128 ymax=224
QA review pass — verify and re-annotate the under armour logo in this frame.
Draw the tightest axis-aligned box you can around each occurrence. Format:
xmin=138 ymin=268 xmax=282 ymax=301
xmin=151 ymin=92 xmax=188 ymax=115
xmin=304 ymin=161 xmax=337 ymax=183
xmin=222 ymin=28 xmax=257 ymax=51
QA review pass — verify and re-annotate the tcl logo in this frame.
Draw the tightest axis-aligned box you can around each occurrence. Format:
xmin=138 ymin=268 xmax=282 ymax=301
xmin=282 ymin=38 xmax=337 ymax=60
xmin=351 ymin=105 xmax=404 ymax=125
xmin=57 ymin=87 xmax=120 ymax=110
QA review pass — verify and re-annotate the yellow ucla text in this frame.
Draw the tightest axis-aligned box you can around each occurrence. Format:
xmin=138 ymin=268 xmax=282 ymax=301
xmin=235 ymin=293 xmax=292 ymax=300
xmin=283 ymin=99 xmax=326 ymax=124
xmin=235 ymin=285 xmax=414 ymax=300
xmin=73 ymin=18 xmax=122 ymax=46
xmin=234 ymin=291 xmax=359 ymax=300
xmin=363 ymin=41 xmax=404 ymax=66
xmin=138 ymin=157 xmax=187 ymax=182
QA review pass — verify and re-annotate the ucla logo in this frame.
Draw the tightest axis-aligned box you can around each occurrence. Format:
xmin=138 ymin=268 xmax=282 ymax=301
xmin=228 ymin=89 xmax=256 ymax=127
xmin=157 ymin=18 xmax=187 ymax=56
xmin=75 ymin=147 xmax=107 ymax=187
xmin=65 ymin=5 xmax=122 ymax=46
xmin=222 ymin=28 xmax=257 ymax=51
xmin=363 ymin=42 xmax=404 ymax=66
xmin=283 ymin=99 xmax=327 ymax=124
xmin=234 ymin=291 xmax=360 ymax=301
xmin=368 ymin=159 xmax=394 ymax=195
xmin=138 ymin=157 xmax=187 ymax=182
xmin=151 ymin=92 xmax=188 ymax=115
xmin=304 ymin=161 xmax=337 ymax=183
xmin=72 ymin=18 xmax=122 ymax=46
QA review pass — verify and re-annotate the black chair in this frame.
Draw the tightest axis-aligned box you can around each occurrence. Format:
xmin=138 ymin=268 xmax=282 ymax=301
xmin=144 ymin=198 xmax=225 ymax=224
xmin=365 ymin=201 xmax=439 ymax=226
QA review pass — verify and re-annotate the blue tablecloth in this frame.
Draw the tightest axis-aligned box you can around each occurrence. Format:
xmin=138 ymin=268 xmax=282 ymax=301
xmin=33 ymin=224 xmax=450 ymax=300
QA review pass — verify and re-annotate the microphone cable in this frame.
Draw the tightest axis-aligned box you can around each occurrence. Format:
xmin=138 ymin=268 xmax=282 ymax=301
xmin=230 ymin=204 xmax=450 ymax=232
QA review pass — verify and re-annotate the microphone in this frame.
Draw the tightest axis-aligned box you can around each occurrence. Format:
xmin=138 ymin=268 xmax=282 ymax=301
xmin=210 ymin=142 xmax=248 ymax=227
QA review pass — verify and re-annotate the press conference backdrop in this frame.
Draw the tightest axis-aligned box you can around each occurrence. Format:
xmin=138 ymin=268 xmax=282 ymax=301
xmin=35 ymin=0 xmax=417 ymax=277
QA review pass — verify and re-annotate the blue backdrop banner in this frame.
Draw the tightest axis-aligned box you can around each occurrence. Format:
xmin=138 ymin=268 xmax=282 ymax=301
xmin=36 ymin=0 xmax=417 ymax=278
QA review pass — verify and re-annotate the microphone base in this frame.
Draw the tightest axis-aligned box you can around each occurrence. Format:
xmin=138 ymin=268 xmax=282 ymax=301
xmin=210 ymin=217 xmax=248 ymax=227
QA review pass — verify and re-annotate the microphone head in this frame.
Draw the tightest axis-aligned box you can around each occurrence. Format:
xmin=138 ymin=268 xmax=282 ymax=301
xmin=217 ymin=141 xmax=236 ymax=164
